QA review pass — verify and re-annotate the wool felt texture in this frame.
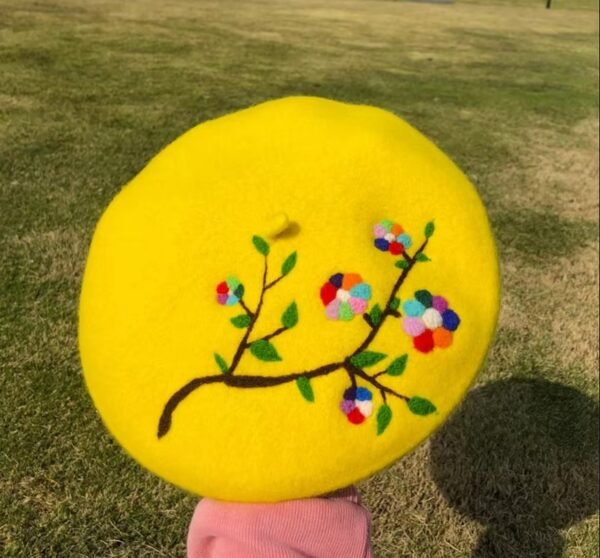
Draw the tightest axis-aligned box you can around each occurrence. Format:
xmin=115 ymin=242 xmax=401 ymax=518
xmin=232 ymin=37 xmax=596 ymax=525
xmin=186 ymin=486 xmax=372 ymax=558
xmin=79 ymin=96 xmax=500 ymax=502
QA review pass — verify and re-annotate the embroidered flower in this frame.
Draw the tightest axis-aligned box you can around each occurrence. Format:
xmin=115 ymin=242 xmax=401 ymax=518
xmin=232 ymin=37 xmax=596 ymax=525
xmin=340 ymin=387 xmax=373 ymax=424
xmin=402 ymin=290 xmax=460 ymax=353
xmin=320 ymin=273 xmax=372 ymax=321
xmin=373 ymin=220 xmax=413 ymax=255
xmin=216 ymin=276 xmax=245 ymax=306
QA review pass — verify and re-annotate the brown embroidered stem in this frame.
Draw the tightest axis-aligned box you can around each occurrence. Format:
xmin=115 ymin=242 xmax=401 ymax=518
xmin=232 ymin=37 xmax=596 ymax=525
xmin=157 ymin=375 xmax=225 ymax=438
xmin=228 ymin=257 xmax=268 ymax=374
xmin=253 ymin=326 xmax=287 ymax=345
xmin=265 ymin=275 xmax=284 ymax=290
xmin=345 ymin=361 xmax=410 ymax=402
xmin=239 ymin=298 xmax=253 ymax=317
xmin=351 ymin=237 xmax=428 ymax=356
xmin=157 ymin=362 xmax=344 ymax=437
xmin=158 ymin=237 xmax=428 ymax=438
xmin=224 ymin=361 xmax=343 ymax=387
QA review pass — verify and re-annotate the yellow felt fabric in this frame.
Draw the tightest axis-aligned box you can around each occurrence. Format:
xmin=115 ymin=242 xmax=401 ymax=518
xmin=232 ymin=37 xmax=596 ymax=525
xmin=79 ymin=97 xmax=500 ymax=502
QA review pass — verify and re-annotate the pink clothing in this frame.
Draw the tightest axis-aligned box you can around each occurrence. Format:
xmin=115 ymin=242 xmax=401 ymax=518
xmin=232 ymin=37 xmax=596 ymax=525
xmin=187 ymin=486 xmax=373 ymax=558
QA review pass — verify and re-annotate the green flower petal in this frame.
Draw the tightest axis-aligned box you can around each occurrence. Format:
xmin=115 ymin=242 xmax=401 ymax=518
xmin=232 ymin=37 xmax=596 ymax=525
xmin=339 ymin=302 xmax=354 ymax=321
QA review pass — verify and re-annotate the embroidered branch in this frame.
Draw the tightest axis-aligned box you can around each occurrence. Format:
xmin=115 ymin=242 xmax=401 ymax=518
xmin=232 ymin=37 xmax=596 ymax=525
xmin=157 ymin=220 xmax=455 ymax=439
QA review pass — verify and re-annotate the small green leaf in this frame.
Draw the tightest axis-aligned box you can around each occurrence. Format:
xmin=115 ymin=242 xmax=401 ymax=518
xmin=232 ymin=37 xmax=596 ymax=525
xmin=369 ymin=304 xmax=382 ymax=326
xmin=281 ymin=301 xmax=299 ymax=329
xmin=350 ymin=351 xmax=387 ymax=368
xmin=390 ymin=297 xmax=401 ymax=311
xmin=387 ymin=354 xmax=408 ymax=376
xmin=252 ymin=235 xmax=270 ymax=256
xmin=424 ymin=221 xmax=435 ymax=238
xmin=281 ymin=252 xmax=297 ymax=276
xmin=395 ymin=259 xmax=409 ymax=270
xmin=416 ymin=253 xmax=431 ymax=262
xmin=295 ymin=376 xmax=314 ymax=402
xmin=250 ymin=339 xmax=282 ymax=362
xmin=230 ymin=314 xmax=252 ymax=328
xmin=214 ymin=353 xmax=228 ymax=373
xmin=408 ymin=397 xmax=437 ymax=416
xmin=376 ymin=404 xmax=393 ymax=435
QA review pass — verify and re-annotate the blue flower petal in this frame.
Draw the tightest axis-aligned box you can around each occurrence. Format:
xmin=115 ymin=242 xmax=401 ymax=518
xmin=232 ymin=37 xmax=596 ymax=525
xmin=343 ymin=387 xmax=357 ymax=401
xmin=350 ymin=283 xmax=372 ymax=300
xmin=442 ymin=309 xmax=460 ymax=331
xmin=403 ymin=299 xmax=426 ymax=317
xmin=225 ymin=295 xmax=239 ymax=306
xmin=329 ymin=273 xmax=344 ymax=288
xmin=397 ymin=233 xmax=412 ymax=249
xmin=374 ymin=238 xmax=389 ymax=252
xmin=355 ymin=387 xmax=373 ymax=401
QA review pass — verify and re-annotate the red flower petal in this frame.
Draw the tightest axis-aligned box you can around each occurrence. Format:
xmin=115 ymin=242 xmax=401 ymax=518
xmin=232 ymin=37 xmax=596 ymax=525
xmin=320 ymin=282 xmax=337 ymax=305
xmin=414 ymin=330 xmax=434 ymax=353
xmin=216 ymin=281 xmax=229 ymax=294
xmin=389 ymin=242 xmax=404 ymax=255
xmin=347 ymin=408 xmax=366 ymax=424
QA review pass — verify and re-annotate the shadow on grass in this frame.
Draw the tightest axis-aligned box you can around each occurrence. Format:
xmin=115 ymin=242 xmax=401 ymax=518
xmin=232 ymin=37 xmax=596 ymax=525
xmin=430 ymin=378 xmax=599 ymax=557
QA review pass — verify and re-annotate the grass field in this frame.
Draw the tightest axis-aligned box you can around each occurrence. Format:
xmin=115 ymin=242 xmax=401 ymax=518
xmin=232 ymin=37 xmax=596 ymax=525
xmin=0 ymin=0 xmax=598 ymax=556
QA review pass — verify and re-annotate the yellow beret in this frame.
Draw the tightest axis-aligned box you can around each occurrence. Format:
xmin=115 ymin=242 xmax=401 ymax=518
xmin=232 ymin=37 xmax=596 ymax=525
xmin=79 ymin=97 xmax=500 ymax=502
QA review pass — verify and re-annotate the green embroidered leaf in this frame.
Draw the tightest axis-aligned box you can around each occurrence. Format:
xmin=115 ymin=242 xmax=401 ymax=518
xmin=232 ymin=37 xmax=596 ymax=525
xmin=281 ymin=302 xmax=298 ymax=329
xmin=281 ymin=252 xmax=297 ymax=276
xmin=387 ymin=354 xmax=408 ymax=376
xmin=230 ymin=314 xmax=252 ymax=328
xmin=416 ymin=253 xmax=431 ymax=262
xmin=295 ymin=376 xmax=314 ymax=402
xmin=424 ymin=221 xmax=435 ymax=238
xmin=408 ymin=396 xmax=437 ymax=416
xmin=369 ymin=304 xmax=382 ymax=326
xmin=250 ymin=339 xmax=282 ymax=362
xmin=350 ymin=351 xmax=387 ymax=368
xmin=376 ymin=404 xmax=393 ymax=435
xmin=390 ymin=297 xmax=401 ymax=311
xmin=214 ymin=353 xmax=228 ymax=373
xmin=252 ymin=235 xmax=270 ymax=256
xmin=395 ymin=259 xmax=409 ymax=270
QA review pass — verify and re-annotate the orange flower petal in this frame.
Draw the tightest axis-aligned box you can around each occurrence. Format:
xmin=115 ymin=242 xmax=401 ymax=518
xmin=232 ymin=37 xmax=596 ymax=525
xmin=342 ymin=273 xmax=362 ymax=290
xmin=433 ymin=327 xmax=453 ymax=348
xmin=391 ymin=223 xmax=403 ymax=236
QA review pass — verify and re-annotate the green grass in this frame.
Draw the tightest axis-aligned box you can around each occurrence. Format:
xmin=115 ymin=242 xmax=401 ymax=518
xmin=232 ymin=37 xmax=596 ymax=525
xmin=0 ymin=0 xmax=598 ymax=556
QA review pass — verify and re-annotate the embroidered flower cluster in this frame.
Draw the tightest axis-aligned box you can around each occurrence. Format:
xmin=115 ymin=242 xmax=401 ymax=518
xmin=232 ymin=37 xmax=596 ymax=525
xmin=340 ymin=387 xmax=373 ymax=424
xmin=319 ymin=273 xmax=372 ymax=321
xmin=216 ymin=276 xmax=245 ymax=306
xmin=373 ymin=219 xmax=412 ymax=255
xmin=402 ymin=290 xmax=460 ymax=353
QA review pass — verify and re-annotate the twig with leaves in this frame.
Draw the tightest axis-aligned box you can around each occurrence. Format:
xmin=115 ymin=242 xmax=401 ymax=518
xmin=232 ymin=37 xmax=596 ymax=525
xmin=158 ymin=221 xmax=446 ymax=439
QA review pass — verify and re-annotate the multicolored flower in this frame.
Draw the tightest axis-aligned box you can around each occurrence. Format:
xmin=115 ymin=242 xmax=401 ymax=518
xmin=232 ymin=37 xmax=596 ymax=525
xmin=373 ymin=220 xmax=412 ymax=255
xmin=216 ymin=276 xmax=245 ymax=306
xmin=402 ymin=290 xmax=460 ymax=353
xmin=320 ymin=273 xmax=372 ymax=321
xmin=340 ymin=387 xmax=373 ymax=424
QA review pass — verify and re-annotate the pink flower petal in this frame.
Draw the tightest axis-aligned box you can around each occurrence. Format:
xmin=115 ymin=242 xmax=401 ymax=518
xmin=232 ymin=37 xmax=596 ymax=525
xmin=373 ymin=224 xmax=386 ymax=238
xmin=216 ymin=293 xmax=228 ymax=305
xmin=325 ymin=299 xmax=341 ymax=320
xmin=402 ymin=316 xmax=426 ymax=337
xmin=432 ymin=295 xmax=449 ymax=313
xmin=349 ymin=297 xmax=368 ymax=315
